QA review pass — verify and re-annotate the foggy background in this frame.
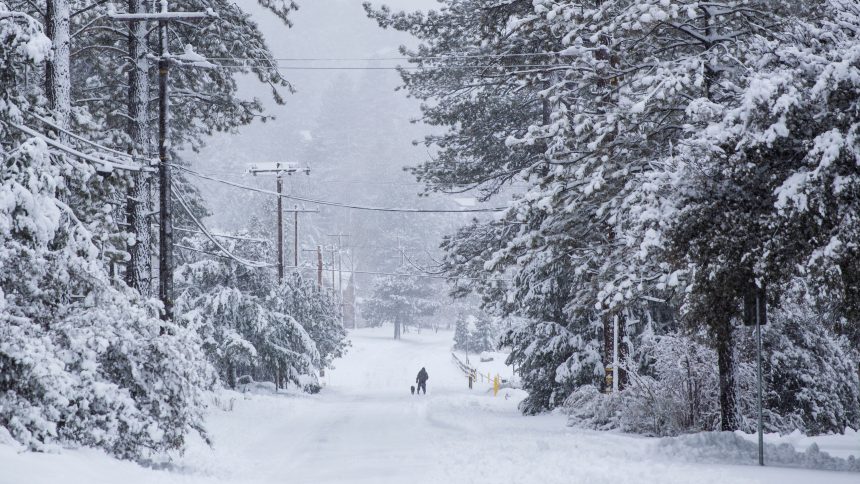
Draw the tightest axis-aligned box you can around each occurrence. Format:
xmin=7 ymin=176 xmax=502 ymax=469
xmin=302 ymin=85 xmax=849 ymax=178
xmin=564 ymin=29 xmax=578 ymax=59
xmin=182 ymin=0 xmax=481 ymax=304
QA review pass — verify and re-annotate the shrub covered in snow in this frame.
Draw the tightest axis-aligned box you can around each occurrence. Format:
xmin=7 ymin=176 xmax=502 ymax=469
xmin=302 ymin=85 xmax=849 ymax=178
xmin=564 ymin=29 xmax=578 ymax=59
xmin=741 ymin=293 xmax=860 ymax=435
xmin=565 ymin=333 xmax=720 ymax=436
xmin=566 ymin=305 xmax=860 ymax=437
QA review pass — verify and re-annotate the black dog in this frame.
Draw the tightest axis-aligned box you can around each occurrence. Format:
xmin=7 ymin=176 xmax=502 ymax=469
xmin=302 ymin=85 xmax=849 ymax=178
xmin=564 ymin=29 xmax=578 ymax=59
xmin=410 ymin=385 xmax=415 ymax=395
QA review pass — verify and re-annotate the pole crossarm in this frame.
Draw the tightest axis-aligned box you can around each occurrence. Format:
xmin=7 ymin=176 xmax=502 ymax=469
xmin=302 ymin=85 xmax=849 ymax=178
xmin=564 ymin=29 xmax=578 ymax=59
xmin=248 ymin=162 xmax=310 ymax=176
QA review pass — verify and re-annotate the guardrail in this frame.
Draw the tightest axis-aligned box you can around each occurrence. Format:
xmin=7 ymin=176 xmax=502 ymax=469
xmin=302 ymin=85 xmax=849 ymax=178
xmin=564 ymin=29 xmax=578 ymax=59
xmin=451 ymin=352 xmax=502 ymax=396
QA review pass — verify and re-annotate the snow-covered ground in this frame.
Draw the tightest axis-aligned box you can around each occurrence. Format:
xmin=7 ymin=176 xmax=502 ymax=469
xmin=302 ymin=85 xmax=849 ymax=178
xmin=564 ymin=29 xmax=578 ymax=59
xmin=1 ymin=326 xmax=857 ymax=484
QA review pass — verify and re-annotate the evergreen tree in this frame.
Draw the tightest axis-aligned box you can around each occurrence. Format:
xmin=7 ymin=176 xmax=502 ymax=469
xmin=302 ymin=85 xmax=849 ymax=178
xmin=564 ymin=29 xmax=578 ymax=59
xmin=470 ymin=316 xmax=496 ymax=353
xmin=0 ymin=6 xmax=213 ymax=458
xmin=362 ymin=273 xmax=439 ymax=339
xmin=453 ymin=314 xmax=470 ymax=352
xmin=175 ymin=231 xmax=345 ymax=391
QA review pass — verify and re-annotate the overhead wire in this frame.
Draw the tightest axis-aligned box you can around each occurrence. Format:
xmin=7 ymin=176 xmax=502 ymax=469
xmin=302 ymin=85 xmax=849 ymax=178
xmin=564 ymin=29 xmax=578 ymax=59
xmin=173 ymin=164 xmax=507 ymax=213
xmin=11 ymin=123 xmax=150 ymax=172
xmin=329 ymin=267 xmax=511 ymax=283
xmin=28 ymin=112 xmax=155 ymax=165
xmin=173 ymin=226 xmax=269 ymax=243
xmin=175 ymin=243 xmax=308 ymax=271
xmin=202 ymin=52 xmax=575 ymax=62
xmin=172 ymin=185 xmax=273 ymax=268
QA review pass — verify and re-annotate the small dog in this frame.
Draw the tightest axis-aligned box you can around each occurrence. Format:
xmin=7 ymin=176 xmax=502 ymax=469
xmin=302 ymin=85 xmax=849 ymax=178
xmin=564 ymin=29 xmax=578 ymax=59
xmin=410 ymin=385 xmax=415 ymax=395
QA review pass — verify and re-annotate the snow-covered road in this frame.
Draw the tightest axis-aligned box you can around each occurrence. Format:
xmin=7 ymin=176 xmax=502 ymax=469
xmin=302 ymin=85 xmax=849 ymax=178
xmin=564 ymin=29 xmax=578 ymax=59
xmin=2 ymin=326 xmax=857 ymax=484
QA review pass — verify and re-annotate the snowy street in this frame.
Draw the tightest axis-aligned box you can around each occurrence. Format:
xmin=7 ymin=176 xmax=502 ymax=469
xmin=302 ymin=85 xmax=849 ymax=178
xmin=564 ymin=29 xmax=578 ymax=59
xmin=2 ymin=326 xmax=857 ymax=484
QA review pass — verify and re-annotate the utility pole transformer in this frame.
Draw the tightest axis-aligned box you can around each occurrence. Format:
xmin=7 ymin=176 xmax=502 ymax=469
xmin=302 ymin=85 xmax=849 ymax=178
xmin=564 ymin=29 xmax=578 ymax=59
xmin=110 ymin=4 xmax=214 ymax=322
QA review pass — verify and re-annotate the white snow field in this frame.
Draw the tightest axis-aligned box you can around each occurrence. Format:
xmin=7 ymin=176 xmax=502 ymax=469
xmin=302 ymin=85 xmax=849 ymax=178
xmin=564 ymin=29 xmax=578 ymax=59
xmin=1 ymin=326 xmax=858 ymax=484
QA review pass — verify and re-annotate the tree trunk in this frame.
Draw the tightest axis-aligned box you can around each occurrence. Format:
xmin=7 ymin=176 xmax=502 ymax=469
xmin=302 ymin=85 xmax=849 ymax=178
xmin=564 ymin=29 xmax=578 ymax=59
xmin=45 ymin=0 xmax=71 ymax=133
xmin=125 ymin=0 xmax=154 ymax=296
xmin=227 ymin=361 xmax=237 ymax=389
xmin=394 ymin=319 xmax=401 ymax=340
xmin=715 ymin=317 xmax=739 ymax=431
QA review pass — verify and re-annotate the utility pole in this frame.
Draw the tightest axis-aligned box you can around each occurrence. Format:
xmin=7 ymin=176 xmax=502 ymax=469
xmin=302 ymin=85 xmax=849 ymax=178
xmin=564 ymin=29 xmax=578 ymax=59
xmin=317 ymin=246 xmax=323 ymax=287
xmin=327 ymin=233 xmax=350 ymax=293
xmin=248 ymin=162 xmax=310 ymax=281
xmin=326 ymin=245 xmax=337 ymax=293
xmin=328 ymin=233 xmax=350 ymax=327
xmin=283 ymin=205 xmax=318 ymax=268
xmin=301 ymin=246 xmax=324 ymax=288
xmin=110 ymin=3 xmax=213 ymax=322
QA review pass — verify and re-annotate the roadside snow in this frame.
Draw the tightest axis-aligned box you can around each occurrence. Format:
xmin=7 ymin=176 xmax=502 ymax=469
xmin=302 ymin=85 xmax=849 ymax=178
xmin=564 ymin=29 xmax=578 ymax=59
xmin=1 ymin=326 xmax=858 ymax=484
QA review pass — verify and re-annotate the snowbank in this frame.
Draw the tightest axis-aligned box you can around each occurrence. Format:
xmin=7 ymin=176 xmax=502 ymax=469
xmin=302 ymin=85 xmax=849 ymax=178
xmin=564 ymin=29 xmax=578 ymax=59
xmin=735 ymin=428 xmax=860 ymax=460
xmin=656 ymin=431 xmax=860 ymax=472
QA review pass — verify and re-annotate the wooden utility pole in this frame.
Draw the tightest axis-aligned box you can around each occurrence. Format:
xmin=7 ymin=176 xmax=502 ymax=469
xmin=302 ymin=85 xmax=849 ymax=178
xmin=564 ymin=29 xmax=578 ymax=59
xmin=110 ymin=3 xmax=213 ymax=322
xmin=283 ymin=205 xmax=318 ymax=270
xmin=327 ymin=233 xmax=350 ymax=293
xmin=327 ymin=245 xmax=337 ymax=293
xmin=248 ymin=162 xmax=309 ymax=281
xmin=317 ymin=245 xmax=323 ymax=287
xmin=276 ymin=176 xmax=283 ymax=279
xmin=301 ymin=246 xmax=325 ymax=288
xmin=327 ymin=234 xmax=350 ymax=328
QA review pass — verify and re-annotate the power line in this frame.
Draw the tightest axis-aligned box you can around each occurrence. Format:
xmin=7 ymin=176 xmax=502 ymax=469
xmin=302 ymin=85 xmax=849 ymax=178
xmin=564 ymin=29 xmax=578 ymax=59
xmin=173 ymin=226 xmax=268 ymax=243
xmin=173 ymin=164 xmax=506 ymax=213
xmin=11 ymin=123 xmax=150 ymax=172
xmin=214 ymin=64 xmax=559 ymax=71
xmin=202 ymin=53 xmax=573 ymax=62
xmin=337 ymin=268 xmax=511 ymax=283
xmin=28 ymin=112 xmax=154 ymax=165
xmin=172 ymin=186 xmax=273 ymax=268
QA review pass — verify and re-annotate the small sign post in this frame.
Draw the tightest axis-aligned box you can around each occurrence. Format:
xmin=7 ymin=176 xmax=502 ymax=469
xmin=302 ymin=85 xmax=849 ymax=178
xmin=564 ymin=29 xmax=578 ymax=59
xmin=744 ymin=282 xmax=767 ymax=466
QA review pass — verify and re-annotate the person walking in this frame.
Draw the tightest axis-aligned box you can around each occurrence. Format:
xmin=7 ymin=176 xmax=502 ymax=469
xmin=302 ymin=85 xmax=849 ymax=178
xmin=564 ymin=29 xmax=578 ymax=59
xmin=416 ymin=367 xmax=429 ymax=395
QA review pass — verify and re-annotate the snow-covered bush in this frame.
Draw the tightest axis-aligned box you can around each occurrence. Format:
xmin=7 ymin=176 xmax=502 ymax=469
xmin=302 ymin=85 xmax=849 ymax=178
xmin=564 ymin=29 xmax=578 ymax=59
xmin=1 ymin=298 xmax=215 ymax=459
xmin=565 ymin=333 xmax=720 ymax=436
xmin=180 ymin=283 xmax=319 ymax=389
xmin=566 ymin=304 xmax=860 ymax=437
xmin=623 ymin=334 xmax=722 ymax=436
xmin=737 ymin=294 xmax=860 ymax=435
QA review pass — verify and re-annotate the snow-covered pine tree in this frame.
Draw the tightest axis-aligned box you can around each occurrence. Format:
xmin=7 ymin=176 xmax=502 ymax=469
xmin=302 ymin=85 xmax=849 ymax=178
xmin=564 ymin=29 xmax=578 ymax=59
xmin=34 ymin=0 xmax=299 ymax=292
xmin=362 ymin=273 xmax=439 ymax=339
xmin=470 ymin=315 xmax=496 ymax=353
xmin=268 ymin=272 xmax=349 ymax=371
xmin=453 ymin=314 xmax=470 ymax=352
xmin=0 ymin=5 xmax=214 ymax=458
xmin=175 ymin=232 xmax=323 ymax=391
xmin=666 ymin=0 xmax=860 ymax=434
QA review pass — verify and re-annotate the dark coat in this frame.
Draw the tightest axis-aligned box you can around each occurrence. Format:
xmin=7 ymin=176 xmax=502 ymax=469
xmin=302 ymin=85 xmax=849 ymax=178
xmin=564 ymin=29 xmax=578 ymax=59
xmin=416 ymin=368 xmax=429 ymax=383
